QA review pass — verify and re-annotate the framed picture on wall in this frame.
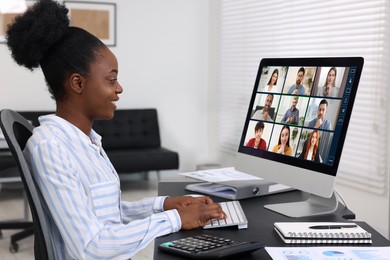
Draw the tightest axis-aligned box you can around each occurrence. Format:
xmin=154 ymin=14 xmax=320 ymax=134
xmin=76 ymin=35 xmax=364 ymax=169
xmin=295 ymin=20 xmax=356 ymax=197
xmin=64 ymin=1 xmax=116 ymax=47
xmin=0 ymin=0 xmax=36 ymax=44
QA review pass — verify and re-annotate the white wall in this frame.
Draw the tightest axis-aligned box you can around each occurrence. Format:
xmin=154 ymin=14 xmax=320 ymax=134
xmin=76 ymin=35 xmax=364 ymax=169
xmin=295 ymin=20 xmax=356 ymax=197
xmin=335 ymin=184 xmax=389 ymax=238
xmin=0 ymin=0 xmax=216 ymax=172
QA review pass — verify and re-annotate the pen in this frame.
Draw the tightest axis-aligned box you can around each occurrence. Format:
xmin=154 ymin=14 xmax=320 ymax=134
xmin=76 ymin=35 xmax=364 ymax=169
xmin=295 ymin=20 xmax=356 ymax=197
xmin=309 ymin=225 xmax=358 ymax=229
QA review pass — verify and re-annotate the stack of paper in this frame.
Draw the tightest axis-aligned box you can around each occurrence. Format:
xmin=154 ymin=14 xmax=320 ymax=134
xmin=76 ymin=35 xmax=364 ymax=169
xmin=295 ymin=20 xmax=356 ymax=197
xmin=178 ymin=167 xmax=261 ymax=183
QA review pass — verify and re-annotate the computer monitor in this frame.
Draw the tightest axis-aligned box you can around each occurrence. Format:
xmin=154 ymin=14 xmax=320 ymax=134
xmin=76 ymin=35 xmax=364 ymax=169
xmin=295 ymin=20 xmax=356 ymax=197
xmin=235 ymin=57 xmax=364 ymax=217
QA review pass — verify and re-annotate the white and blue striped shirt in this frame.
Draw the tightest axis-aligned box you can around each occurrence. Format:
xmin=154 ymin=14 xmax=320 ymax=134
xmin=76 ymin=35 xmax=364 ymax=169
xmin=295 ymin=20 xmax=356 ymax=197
xmin=24 ymin=115 xmax=181 ymax=259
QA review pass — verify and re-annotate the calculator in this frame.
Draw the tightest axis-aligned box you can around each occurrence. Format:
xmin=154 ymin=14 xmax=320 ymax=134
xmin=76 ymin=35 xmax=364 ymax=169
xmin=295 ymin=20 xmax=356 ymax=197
xmin=158 ymin=234 xmax=264 ymax=259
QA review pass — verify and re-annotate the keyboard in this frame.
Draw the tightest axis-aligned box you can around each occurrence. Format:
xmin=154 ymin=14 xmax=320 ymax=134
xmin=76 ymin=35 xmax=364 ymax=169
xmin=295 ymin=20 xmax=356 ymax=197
xmin=204 ymin=200 xmax=248 ymax=229
xmin=158 ymin=234 xmax=264 ymax=259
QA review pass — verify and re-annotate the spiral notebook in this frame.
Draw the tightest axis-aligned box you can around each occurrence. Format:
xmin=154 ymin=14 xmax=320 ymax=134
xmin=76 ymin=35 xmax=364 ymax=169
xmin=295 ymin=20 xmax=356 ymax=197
xmin=274 ymin=222 xmax=372 ymax=244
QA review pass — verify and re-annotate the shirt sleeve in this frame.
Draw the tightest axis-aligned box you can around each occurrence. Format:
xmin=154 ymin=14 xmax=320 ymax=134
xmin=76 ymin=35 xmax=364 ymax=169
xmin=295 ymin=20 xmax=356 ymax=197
xmin=281 ymin=112 xmax=288 ymax=122
xmin=308 ymin=119 xmax=315 ymax=128
xmin=294 ymin=110 xmax=299 ymax=124
xmin=260 ymin=139 xmax=267 ymax=150
xmin=27 ymin=139 xmax=181 ymax=259
xmin=326 ymin=120 xmax=332 ymax=130
xmin=120 ymin=196 xmax=167 ymax=221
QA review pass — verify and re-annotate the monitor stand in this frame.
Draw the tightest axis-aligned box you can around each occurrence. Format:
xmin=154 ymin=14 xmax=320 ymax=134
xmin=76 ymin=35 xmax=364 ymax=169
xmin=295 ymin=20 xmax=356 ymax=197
xmin=264 ymin=192 xmax=338 ymax=218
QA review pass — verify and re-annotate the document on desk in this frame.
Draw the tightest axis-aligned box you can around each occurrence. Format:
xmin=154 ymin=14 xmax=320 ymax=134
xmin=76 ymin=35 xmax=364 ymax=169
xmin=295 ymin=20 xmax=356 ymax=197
xmin=266 ymin=246 xmax=390 ymax=260
xmin=178 ymin=167 xmax=261 ymax=183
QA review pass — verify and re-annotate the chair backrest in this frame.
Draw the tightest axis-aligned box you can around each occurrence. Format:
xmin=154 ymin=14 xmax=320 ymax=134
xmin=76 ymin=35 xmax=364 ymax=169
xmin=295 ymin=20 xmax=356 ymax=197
xmin=0 ymin=109 xmax=55 ymax=260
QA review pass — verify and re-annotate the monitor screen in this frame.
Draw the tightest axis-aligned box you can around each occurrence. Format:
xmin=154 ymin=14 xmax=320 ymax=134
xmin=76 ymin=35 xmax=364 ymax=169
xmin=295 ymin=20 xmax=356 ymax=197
xmin=234 ymin=57 xmax=364 ymax=217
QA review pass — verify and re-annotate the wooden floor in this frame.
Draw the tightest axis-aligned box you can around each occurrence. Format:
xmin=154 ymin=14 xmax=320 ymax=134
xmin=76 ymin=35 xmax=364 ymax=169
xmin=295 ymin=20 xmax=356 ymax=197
xmin=0 ymin=178 xmax=160 ymax=260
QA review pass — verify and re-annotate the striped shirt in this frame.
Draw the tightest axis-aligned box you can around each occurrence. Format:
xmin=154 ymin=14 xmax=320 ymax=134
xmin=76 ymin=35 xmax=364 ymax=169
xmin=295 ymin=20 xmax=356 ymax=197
xmin=23 ymin=115 xmax=181 ymax=259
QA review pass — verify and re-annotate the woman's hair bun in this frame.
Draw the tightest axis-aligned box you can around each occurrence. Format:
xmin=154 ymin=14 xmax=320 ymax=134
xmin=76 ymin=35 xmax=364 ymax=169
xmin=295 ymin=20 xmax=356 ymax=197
xmin=6 ymin=0 xmax=70 ymax=70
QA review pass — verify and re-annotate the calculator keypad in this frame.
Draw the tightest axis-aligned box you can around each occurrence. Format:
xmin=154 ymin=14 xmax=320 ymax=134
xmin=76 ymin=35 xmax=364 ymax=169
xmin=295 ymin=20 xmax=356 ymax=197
xmin=161 ymin=234 xmax=234 ymax=253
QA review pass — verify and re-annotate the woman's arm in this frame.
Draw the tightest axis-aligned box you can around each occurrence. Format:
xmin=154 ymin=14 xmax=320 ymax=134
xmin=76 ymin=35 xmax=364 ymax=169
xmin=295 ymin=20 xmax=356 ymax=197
xmin=27 ymin=139 xmax=180 ymax=259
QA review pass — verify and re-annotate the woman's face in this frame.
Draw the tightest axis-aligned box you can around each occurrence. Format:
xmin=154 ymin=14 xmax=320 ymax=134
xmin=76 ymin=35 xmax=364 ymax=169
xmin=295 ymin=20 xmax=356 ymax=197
xmin=326 ymin=69 xmax=336 ymax=85
xmin=82 ymin=48 xmax=123 ymax=120
xmin=310 ymin=131 xmax=318 ymax=146
xmin=280 ymin=128 xmax=289 ymax=145
xmin=255 ymin=128 xmax=263 ymax=140
xmin=271 ymin=73 xmax=278 ymax=85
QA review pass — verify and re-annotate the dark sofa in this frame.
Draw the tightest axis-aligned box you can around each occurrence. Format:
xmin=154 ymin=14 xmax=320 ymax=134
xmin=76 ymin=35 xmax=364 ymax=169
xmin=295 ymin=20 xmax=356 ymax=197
xmin=93 ymin=109 xmax=179 ymax=179
xmin=8 ymin=109 xmax=179 ymax=179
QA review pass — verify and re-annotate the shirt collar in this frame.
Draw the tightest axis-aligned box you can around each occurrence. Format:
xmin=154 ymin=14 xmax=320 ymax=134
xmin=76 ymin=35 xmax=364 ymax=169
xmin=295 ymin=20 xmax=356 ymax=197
xmin=38 ymin=114 xmax=103 ymax=148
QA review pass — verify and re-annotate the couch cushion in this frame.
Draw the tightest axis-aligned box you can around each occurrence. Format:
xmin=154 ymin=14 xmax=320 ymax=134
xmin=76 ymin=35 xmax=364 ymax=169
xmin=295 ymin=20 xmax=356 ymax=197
xmin=106 ymin=148 xmax=179 ymax=173
xmin=93 ymin=109 xmax=161 ymax=150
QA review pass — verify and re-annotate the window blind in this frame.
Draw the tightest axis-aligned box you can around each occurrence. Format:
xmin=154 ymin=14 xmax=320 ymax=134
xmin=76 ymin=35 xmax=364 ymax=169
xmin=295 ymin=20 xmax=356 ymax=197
xmin=216 ymin=0 xmax=389 ymax=194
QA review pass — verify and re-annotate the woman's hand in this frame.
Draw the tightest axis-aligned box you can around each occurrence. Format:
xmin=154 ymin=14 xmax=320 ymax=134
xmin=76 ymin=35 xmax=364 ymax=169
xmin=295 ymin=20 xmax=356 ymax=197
xmin=277 ymin=144 xmax=285 ymax=154
xmin=164 ymin=196 xmax=226 ymax=230
xmin=177 ymin=202 xmax=226 ymax=230
xmin=163 ymin=195 xmax=213 ymax=211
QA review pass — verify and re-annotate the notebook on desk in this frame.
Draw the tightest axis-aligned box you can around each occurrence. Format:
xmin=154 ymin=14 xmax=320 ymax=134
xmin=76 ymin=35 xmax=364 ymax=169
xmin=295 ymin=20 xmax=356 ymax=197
xmin=274 ymin=222 xmax=372 ymax=244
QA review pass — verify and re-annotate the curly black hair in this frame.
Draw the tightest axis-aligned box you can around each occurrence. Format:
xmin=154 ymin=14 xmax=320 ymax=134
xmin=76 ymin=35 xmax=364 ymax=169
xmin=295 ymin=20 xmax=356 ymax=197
xmin=6 ymin=0 xmax=106 ymax=101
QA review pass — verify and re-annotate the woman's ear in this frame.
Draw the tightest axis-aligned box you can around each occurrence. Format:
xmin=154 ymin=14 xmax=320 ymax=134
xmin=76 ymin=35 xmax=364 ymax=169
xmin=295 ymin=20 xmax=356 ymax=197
xmin=69 ymin=73 xmax=84 ymax=94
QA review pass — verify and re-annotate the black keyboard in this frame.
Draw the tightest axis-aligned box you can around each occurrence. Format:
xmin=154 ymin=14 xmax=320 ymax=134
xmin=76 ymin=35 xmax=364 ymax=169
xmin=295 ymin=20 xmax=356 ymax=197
xmin=158 ymin=234 xmax=264 ymax=259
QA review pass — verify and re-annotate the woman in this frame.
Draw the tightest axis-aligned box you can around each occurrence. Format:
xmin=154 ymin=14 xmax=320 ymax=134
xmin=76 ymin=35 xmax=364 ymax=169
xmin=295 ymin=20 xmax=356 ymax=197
xmin=6 ymin=1 xmax=225 ymax=259
xmin=246 ymin=122 xmax=267 ymax=150
xmin=271 ymin=125 xmax=292 ymax=156
xmin=263 ymin=68 xmax=279 ymax=92
xmin=317 ymin=67 xmax=338 ymax=97
xmin=299 ymin=130 xmax=321 ymax=162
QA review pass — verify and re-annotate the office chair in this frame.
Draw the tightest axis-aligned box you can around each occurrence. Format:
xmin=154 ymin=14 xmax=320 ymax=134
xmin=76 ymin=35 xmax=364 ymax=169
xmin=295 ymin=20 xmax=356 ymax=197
xmin=0 ymin=109 xmax=55 ymax=259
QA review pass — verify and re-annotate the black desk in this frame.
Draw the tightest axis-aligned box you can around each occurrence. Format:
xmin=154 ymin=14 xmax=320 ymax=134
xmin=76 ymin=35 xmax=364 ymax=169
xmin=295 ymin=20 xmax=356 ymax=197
xmin=154 ymin=181 xmax=390 ymax=259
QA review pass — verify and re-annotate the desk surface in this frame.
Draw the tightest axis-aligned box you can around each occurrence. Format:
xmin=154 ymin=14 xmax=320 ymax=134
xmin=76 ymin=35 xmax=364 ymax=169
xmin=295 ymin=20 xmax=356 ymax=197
xmin=154 ymin=181 xmax=390 ymax=260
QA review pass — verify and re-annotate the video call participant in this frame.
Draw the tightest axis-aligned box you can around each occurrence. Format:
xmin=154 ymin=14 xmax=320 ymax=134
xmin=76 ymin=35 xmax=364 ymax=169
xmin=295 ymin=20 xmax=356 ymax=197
xmin=287 ymin=67 xmax=305 ymax=95
xmin=299 ymin=130 xmax=322 ymax=163
xmin=6 ymin=1 xmax=225 ymax=259
xmin=271 ymin=125 xmax=292 ymax=156
xmin=281 ymin=96 xmax=299 ymax=124
xmin=317 ymin=67 xmax=338 ymax=97
xmin=263 ymin=68 xmax=279 ymax=92
xmin=246 ymin=122 xmax=267 ymax=150
xmin=252 ymin=94 xmax=274 ymax=122
xmin=307 ymin=99 xmax=332 ymax=130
